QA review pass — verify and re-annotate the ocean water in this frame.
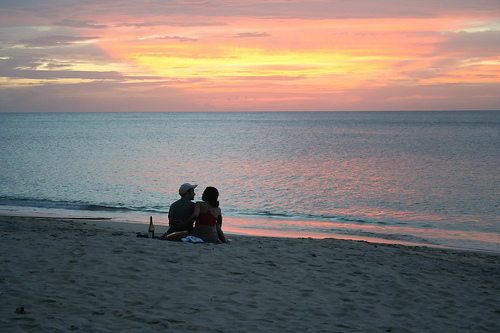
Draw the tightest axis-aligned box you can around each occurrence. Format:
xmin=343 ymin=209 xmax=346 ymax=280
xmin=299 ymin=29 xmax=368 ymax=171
xmin=0 ymin=111 xmax=499 ymax=251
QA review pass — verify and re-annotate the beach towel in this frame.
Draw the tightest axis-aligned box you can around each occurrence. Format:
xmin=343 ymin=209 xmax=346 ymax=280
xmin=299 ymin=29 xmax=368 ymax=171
xmin=181 ymin=236 xmax=204 ymax=243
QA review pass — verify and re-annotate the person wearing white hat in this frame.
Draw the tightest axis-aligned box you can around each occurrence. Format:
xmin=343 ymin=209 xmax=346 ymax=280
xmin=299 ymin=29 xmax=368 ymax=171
xmin=166 ymin=183 xmax=198 ymax=234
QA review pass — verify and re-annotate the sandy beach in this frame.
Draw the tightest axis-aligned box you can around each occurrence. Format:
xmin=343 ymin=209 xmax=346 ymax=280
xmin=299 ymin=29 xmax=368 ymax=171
xmin=1 ymin=214 xmax=499 ymax=332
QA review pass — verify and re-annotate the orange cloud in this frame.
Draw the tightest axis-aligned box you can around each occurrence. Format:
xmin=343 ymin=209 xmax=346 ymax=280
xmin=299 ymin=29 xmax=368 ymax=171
xmin=97 ymin=16 xmax=459 ymax=86
xmin=2 ymin=1 xmax=499 ymax=111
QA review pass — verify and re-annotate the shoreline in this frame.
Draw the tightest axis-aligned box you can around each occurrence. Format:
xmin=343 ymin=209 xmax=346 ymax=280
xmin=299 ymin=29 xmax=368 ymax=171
xmin=1 ymin=209 xmax=498 ymax=254
xmin=1 ymin=214 xmax=499 ymax=332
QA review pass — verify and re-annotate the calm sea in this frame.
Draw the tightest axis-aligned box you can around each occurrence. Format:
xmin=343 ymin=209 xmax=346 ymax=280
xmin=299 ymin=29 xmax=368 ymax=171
xmin=1 ymin=111 xmax=499 ymax=251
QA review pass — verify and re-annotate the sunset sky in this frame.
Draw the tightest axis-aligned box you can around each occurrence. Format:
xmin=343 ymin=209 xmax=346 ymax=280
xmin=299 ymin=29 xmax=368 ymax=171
xmin=1 ymin=0 xmax=499 ymax=112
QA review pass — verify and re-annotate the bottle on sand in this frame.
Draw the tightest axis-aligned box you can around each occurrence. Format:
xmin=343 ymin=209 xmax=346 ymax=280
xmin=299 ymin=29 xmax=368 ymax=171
xmin=148 ymin=216 xmax=155 ymax=239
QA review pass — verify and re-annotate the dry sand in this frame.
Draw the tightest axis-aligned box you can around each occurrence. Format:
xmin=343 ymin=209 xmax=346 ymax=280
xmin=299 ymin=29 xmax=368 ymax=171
xmin=1 ymin=214 xmax=499 ymax=332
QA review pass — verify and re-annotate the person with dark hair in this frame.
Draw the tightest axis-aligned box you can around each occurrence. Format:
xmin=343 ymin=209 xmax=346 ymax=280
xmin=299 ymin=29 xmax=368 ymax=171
xmin=183 ymin=186 xmax=227 ymax=243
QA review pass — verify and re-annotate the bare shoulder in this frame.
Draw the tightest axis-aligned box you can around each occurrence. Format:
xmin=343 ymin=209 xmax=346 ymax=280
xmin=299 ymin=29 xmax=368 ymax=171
xmin=196 ymin=201 xmax=208 ymax=210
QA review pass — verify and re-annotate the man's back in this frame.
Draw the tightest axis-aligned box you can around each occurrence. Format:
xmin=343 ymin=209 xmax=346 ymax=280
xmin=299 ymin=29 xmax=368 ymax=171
xmin=168 ymin=198 xmax=195 ymax=234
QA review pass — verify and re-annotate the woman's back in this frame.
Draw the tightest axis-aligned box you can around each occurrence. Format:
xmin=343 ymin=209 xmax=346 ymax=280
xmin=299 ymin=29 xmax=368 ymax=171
xmin=195 ymin=202 xmax=218 ymax=227
xmin=191 ymin=202 xmax=220 ymax=242
xmin=189 ymin=186 xmax=226 ymax=243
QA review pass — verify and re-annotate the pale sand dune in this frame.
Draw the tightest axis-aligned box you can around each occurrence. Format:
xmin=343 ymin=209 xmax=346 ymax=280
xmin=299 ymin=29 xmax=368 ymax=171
xmin=1 ymin=215 xmax=499 ymax=332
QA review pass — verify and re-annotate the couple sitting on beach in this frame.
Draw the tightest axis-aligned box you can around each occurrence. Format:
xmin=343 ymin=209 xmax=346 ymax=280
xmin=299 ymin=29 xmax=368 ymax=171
xmin=166 ymin=183 xmax=227 ymax=243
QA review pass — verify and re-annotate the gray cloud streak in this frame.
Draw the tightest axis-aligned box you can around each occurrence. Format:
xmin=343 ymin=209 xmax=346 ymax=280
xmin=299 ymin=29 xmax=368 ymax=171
xmin=20 ymin=35 xmax=101 ymax=47
xmin=54 ymin=19 xmax=108 ymax=29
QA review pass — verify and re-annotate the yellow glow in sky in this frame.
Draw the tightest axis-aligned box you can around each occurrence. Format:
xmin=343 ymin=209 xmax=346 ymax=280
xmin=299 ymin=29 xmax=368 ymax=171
xmin=1 ymin=2 xmax=499 ymax=111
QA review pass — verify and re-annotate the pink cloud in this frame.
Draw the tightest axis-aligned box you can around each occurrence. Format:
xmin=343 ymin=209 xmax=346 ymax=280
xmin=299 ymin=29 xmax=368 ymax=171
xmin=1 ymin=0 xmax=499 ymax=112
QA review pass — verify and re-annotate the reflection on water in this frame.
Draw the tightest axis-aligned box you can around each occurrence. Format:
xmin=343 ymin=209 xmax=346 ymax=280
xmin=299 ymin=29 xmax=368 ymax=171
xmin=220 ymin=217 xmax=500 ymax=252
xmin=0 ymin=111 xmax=499 ymax=251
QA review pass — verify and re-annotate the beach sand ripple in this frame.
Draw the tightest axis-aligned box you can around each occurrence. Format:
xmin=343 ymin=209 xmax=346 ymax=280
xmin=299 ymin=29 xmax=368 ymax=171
xmin=1 ymin=216 xmax=499 ymax=332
